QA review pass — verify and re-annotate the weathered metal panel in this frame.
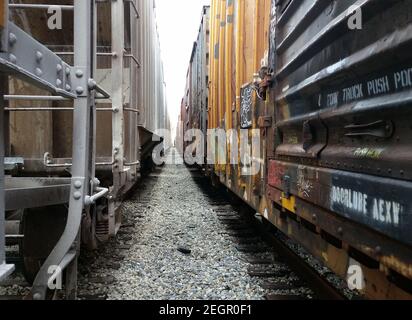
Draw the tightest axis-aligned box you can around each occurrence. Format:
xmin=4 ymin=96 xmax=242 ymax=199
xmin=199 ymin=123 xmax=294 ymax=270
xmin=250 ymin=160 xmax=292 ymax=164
xmin=269 ymin=0 xmax=412 ymax=292
xmin=6 ymin=0 xmax=165 ymax=169
xmin=205 ymin=0 xmax=271 ymax=212
xmin=4 ymin=177 xmax=70 ymax=211
xmin=137 ymin=0 xmax=169 ymax=135
xmin=185 ymin=6 xmax=210 ymax=159
xmin=269 ymin=160 xmax=412 ymax=245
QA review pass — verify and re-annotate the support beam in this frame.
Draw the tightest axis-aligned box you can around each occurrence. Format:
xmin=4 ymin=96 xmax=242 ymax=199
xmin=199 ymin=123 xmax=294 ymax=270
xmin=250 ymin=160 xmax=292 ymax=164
xmin=31 ymin=0 xmax=97 ymax=300
xmin=111 ymin=0 xmax=125 ymax=187
xmin=0 ymin=73 xmax=14 ymax=282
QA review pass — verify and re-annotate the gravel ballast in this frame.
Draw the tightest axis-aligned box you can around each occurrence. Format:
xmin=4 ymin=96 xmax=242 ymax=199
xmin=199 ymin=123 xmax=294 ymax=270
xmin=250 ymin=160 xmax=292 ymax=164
xmin=78 ymin=151 xmax=266 ymax=300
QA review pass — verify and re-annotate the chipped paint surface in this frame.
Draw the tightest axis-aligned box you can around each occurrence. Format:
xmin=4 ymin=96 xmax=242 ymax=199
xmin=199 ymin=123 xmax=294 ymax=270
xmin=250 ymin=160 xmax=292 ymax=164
xmin=297 ymin=166 xmax=313 ymax=199
xmin=353 ymin=148 xmax=384 ymax=159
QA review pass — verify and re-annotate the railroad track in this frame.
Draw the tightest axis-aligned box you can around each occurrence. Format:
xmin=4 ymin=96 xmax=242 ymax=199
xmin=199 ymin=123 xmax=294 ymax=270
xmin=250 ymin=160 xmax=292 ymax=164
xmin=1 ymin=165 xmax=351 ymax=300
xmin=193 ymin=173 xmax=349 ymax=300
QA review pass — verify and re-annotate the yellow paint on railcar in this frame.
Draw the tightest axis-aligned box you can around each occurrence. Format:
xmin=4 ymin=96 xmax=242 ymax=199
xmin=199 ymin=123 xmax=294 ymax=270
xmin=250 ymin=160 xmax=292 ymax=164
xmin=281 ymin=194 xmax=296 ymax=214
xmin=209 ymin=0 xmax=271 ymax=184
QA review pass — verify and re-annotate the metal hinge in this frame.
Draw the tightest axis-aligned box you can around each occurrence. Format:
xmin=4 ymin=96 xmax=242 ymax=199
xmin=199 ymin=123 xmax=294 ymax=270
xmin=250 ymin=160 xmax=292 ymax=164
xmin=258 ymin=116 xmax=272 ymax=128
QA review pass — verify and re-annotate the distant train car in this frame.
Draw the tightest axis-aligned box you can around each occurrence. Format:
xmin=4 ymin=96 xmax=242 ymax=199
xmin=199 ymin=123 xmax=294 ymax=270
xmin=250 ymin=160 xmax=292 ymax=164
xmin=180 ymin=6 xmax=210 ymax=163
xmin=181 ymin=0 xmax=412 ymax=299
xmin=176 ymin=98 xmax=187 ymax=155
xmin=2 ymin=0 xmax=169 ymax=289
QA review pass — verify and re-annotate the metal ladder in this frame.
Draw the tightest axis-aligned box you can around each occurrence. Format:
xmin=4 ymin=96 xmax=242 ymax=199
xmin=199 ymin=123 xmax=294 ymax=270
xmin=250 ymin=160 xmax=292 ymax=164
xmin=0 ymin=0 xmax=104 ymax=299
xmin=0 ymin=87 xmax=14 ymax=283
xmin=0 ymin=0 xmax=14 ymax=283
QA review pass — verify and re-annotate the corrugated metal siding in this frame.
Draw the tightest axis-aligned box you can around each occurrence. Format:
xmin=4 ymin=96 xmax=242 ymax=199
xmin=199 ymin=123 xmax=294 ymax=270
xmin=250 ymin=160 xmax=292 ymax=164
xmin=7 ymin=0 xmax=169 ymax=171
xmin=190 ymin=6 xmax=210 ymax=133
xmin=272 ymin=0 xmax=412 ymax=259
xmin=137 ymin=0 xmax=169 ymax=134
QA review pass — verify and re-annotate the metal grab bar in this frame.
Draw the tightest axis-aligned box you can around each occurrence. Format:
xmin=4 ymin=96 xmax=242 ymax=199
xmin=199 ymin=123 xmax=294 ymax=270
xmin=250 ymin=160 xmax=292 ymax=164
xmin=6 ymin=107 xmax=74 ymax=111
xmin=9 ymin=4 xmax=74 ymax=10
xmin=44 ymin=153 xmax=117 ymax=168
xmin=43 ymin=153 xmax=72 ymax=168
xmin=84 ymin=187 xmax=109 ymax=206
xmin=5 ymin=107 xmax=114 ymax=112
xmin=124 ymin=0 xmax=139 ymax=18
xmin=124 ymin=54 xmax=141 ymax=68
xmin=4 ymin=95 xmax=69 ymax=101
xmin=124 ymin=160 xmax=140 ymax=166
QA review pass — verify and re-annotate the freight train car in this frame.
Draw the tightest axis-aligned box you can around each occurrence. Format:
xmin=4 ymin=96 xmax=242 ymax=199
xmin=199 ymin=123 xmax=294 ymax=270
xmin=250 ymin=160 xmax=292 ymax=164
xmin=182 ymin=0 xmax=412 ymax=299
xmin=179 ymin=6 xmax=210 ymax=163
xmin=0 ymin=0 xmax=168 ymax=298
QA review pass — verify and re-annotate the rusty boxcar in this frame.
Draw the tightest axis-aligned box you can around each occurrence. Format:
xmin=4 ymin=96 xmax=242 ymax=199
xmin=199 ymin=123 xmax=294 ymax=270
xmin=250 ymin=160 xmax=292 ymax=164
xmin=187 ymin=6 xmax=210 ymax=161
xmin=0 ymin=0 xmax=169 ymax=298
xmin=179 ymin=5 xmax=210 ymax=163
xmin=181 ymin=0 xmax=412 ymax=299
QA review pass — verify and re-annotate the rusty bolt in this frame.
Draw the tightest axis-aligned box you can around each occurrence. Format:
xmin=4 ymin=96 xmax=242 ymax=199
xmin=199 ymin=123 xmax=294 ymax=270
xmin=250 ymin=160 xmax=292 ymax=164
xmin=337 ymin=227 xmax=343 ymax=236
xmin=312 ymin=214 xmax=317 ymax=221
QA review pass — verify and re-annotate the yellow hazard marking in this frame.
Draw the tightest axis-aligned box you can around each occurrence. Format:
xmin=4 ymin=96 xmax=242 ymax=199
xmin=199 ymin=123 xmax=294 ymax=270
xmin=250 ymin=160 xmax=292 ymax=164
xmin=281 ymin=193 xmax=296 ymax=213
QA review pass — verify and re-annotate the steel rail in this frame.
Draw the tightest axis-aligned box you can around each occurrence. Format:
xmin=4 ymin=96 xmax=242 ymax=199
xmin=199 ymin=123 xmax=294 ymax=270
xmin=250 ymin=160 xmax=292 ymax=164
xmin=247 ymin=213 xmax=347 ymax=300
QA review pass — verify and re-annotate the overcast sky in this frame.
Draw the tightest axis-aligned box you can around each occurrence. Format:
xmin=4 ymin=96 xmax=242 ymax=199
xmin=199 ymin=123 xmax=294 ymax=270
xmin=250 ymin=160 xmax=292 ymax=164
xmin=156 ymin=0 xmax=211 ymax=137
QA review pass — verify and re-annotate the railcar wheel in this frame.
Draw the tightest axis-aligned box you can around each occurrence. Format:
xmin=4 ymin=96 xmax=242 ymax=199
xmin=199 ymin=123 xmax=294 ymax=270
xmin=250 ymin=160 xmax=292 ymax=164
xmin=19 ymin=205 xmax=68 ymax=285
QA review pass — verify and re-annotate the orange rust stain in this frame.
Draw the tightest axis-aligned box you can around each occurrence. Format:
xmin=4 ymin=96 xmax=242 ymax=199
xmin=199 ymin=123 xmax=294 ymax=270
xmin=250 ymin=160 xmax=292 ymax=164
xmin=0 ymin=0 xmax=6 ymax=29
